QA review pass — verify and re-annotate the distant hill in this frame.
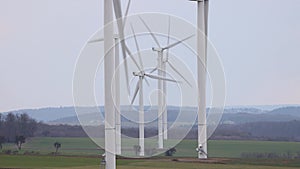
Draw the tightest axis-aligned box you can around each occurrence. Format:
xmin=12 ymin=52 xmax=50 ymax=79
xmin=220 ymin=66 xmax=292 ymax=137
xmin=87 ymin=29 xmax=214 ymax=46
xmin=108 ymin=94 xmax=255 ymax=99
xmin=50 ymin=106 xmax=300 ymax=126
xmin=2 ymin=105 xmax=300 ymax=125
xmin=225 ymin=104 xmax=300 ymax=111
xmin=223 ymin=108 xmax=266 ymax=114
xmin=267 ymin=107 xmax=300 ymax=117
xmin=49 ymin=108 xmax=198 ymax=127
xmin=2 ymin=106 xmax=104 ymax=122
xmin=220 ymin=112 xmax=300 ymax=124
xmin=2 ymin=107 xmax=76 ymax=122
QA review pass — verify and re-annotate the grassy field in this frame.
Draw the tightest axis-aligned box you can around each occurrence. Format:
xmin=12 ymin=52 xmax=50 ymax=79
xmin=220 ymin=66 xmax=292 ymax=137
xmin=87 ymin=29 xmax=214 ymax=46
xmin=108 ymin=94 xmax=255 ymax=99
xmin=2 ymin=137 xmax=300 ymax=168
xmin=2 ymin=137 xmax=300 ymax=158
xmin=1 ymin=155 xmax=300 ymax=169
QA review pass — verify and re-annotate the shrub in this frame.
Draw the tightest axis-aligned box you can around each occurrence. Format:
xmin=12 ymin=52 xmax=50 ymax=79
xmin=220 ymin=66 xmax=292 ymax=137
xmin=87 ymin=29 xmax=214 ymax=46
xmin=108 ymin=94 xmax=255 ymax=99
xmin=165 ymin=147 xmax=176 ymax=156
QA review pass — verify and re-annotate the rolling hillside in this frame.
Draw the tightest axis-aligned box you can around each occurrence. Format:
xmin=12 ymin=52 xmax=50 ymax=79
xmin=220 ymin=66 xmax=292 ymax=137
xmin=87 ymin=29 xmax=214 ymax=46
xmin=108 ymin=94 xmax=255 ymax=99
xmin=2 ymin=106 xmax=300 ymax=125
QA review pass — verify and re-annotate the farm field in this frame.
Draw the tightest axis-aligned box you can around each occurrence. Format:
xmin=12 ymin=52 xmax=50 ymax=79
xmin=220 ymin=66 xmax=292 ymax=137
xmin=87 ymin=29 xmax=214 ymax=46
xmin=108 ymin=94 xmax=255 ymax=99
xmin=1 ymin=155 xmax=300 ymax=169
xmin=2 ymin=137 xmax=300 ymax=158
xmin=2 ymin=137 xmax=300 ymax=169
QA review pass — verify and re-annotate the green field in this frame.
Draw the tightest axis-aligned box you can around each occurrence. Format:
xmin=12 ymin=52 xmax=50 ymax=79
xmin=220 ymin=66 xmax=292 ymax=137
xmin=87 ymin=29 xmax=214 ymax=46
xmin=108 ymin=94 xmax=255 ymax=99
xmin=1 ymin=155 xmax=300 ymax=169
xmin=2 ymin=137 xmax=300 ymax=158
xmin=1 ymin=138 xmax=300 ymax=169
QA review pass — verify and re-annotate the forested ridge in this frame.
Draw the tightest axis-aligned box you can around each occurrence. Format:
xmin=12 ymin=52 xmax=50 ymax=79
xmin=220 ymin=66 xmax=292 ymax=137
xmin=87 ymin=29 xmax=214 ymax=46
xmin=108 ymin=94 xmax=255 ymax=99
xmin=0 ymin=113 xmax=37 ymax=142
xmin=1 ymin=113 xmax=300 ymax=144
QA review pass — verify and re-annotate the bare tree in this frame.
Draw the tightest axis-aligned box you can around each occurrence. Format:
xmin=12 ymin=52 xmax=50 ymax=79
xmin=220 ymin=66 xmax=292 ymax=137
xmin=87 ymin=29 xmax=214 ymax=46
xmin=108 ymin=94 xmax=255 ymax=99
xmin=133 ymin=145 xmax=141 ymax=156
xmin=54 ymin=142 xmax=61 ymax=155
xmin=0 ymin=136 xmax=5 ymax=150
xmin=5 ymin=113 xmax=17 ymax=142
xmin=15 ymin=136 xmax=25 ymax=150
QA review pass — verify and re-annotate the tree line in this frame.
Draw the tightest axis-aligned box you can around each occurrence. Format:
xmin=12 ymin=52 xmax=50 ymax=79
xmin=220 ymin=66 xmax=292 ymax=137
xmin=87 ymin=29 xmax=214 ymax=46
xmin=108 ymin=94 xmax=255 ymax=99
xmin=1 ymin=113 xmax=300 ymax=144
xmin=0 ymin=113 xmax=37 ymax=145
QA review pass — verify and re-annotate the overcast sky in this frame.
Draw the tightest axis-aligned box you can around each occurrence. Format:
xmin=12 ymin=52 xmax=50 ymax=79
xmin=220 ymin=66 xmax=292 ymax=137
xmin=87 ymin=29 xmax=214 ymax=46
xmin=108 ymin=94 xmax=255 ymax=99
xmin=0 ymin=0 xmax=300 ymax=112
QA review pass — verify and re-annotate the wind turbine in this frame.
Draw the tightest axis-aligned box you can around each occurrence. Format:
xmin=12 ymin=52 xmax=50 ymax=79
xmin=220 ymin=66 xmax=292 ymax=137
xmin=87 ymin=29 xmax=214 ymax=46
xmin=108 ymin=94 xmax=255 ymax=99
xmin=102 ymin=0 xmax=134 ymax=168
xmin=89 ymin=34 xmax=122 ymax=155
xmin=129 ymin=24 xmax=179 ymax=156
xmin=92 ymin=0 xmax=133 ymax=156
xmin=103 ymin=1 xmax=115 ymax=169
xmin=190 ymin=0 xmax=209 ymax=159
xmin=139 ymin=16 xmax=194 ymax=147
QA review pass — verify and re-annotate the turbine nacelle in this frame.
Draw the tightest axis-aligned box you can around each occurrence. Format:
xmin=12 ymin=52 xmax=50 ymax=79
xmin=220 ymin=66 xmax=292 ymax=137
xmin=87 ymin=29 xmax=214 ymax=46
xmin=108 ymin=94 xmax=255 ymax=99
xmin=189 ymin=0 xmax=206 ymax=2
xmin=152 ymin=47 xmax=164 ymax=52
xmin=133 ymin=71 xmax=145 ymax=77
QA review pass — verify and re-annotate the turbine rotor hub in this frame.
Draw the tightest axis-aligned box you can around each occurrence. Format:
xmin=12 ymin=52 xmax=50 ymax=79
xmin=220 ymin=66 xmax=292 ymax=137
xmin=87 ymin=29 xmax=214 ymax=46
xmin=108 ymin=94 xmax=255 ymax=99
xmin=133 ymin=71 xmax=145 ymax=77
xmin=152 ymin=47 xmax=163 ymax=52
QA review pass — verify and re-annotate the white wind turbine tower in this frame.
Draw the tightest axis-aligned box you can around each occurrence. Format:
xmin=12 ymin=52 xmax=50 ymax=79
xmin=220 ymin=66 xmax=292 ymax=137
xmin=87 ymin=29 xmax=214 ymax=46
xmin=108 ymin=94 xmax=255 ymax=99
xmin=139 ymin=16 xmax=194 ymax=147
xmin=89 ymin=34 xmax=122 ymax=155
xmin=190 ymin=0 xmax=209 ymax=159
xmin=102 ymin=0 xmax=134 ymax=168
xmin=91 ymin=0 xmax=132 ymax=157
xmin=129 ymin=24 xmax=179 ymax=156
xmin=103 ymin=0 xmax=115 ymax=169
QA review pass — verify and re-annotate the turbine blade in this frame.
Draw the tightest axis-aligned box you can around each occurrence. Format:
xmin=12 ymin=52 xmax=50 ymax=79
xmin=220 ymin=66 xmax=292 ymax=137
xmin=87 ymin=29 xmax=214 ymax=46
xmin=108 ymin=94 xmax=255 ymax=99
xmin=163 ymin=34 xmax=194 ymax=50
xmin=125 ymin=45 xmax=142 ymax=71
xmin=113 ymin=0 xmax=130 ymax=94
xmin=204 ymin=0 xmax=209 ymax=36
xmin=167 ymin=61 xmax=192 ymax=87
xmin=131 ymin=81 xmax=140 ymax=104
xmin=166 ymin=16 xmax=171 ymax=59
xmin=123 ymin=0 xmax=132 ymax=27
xmin=113 ymin=0 xmax=123 ymax=21
xmin=144 ymin=77 xmax=150 ymax=86
xmin=88 ymin=38 xmax=104 ymax=43
xmin=139 ymin=16 xmax=161 ymax=48
xmin=149 ymin=67 xmax=158 ymax=74
xmin=145 ymin=73 xmax=179 ymax=83
xmin=130 ymin=23 xmax=144 ymax=70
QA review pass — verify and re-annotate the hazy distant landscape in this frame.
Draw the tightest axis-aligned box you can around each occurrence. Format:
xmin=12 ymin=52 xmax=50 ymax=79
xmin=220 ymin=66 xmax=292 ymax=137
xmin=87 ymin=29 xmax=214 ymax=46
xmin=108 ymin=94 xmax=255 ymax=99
xmin=3 ymin=105 xmax=300 ymax=125
xmin=2 ymin=105 xmax=300 ymax=142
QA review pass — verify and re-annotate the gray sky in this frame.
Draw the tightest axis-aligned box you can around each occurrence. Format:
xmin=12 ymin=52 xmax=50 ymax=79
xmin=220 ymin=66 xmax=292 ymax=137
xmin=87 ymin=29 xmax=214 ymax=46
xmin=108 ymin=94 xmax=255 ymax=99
xmin=1 ymin=0 xmax=300 ymax=112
